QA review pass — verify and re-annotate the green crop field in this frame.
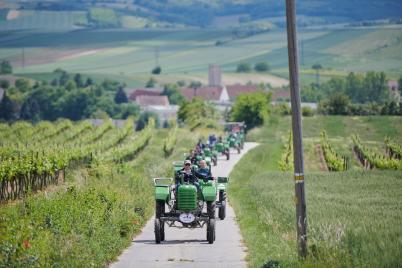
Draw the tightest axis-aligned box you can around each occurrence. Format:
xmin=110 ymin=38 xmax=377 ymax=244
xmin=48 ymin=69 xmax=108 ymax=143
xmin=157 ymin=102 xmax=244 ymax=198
xmin=0 ymin=25 xmax=401 ymax=87
xmin=231 ymin=115 xmax=402 ymax=267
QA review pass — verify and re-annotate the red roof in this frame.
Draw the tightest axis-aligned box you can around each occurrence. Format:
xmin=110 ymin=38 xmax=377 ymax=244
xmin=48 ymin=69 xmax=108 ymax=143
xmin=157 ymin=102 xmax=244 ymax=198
xmin=136 ymin=95 xmax=170 ymax=106
xmin=226 ymin=85 xmax=259 ymax=101
xmin=272 ymin=90 xmax=290 ymax=101
xmin=128 ymin=89 xmax=162 ymax=101
xmin=179 ymin=86 xmax=223 ymax=101
xmin=388 ymin=80 xmax=399 ymax=90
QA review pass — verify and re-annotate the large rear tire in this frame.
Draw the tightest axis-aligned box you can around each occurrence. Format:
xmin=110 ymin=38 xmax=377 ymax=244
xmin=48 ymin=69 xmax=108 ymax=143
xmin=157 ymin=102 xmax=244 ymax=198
xmin=207 ymin=219 xmax=216 ymax=244
xmin=154 ymin=218 xmax=162 ymax=244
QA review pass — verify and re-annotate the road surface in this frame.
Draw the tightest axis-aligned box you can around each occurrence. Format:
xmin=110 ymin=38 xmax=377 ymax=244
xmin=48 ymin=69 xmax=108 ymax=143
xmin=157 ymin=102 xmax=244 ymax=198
xmin=111 ymin=142 xmax=259 ymax=268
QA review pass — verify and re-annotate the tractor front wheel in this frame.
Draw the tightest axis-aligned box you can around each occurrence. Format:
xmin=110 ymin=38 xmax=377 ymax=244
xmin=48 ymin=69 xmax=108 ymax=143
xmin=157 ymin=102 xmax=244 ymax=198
xmin=218 ymin=191 xmax=226 ymax=220
xmin=206 ymin=219 xmax=216 ymax=244
xmin=154 ymin=218 xmax=163 ymax=244
xmin=207 ymin=201 xmax=216 ymax=219
xmin=155 ymin=200 xmax=165 ymax=218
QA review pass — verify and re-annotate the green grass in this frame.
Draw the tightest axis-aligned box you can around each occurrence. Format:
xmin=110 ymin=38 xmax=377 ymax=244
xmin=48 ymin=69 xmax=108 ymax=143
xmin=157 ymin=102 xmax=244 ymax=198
xmin=233 ymin=115 xmax=402 ymax=266
xmin=229 ymin=163 xmax=402 ymax=267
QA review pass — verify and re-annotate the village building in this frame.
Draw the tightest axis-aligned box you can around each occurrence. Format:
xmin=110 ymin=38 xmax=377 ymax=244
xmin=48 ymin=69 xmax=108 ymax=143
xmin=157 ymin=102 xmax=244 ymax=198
xmin=388 ymin=80 xmax=400 ymax=102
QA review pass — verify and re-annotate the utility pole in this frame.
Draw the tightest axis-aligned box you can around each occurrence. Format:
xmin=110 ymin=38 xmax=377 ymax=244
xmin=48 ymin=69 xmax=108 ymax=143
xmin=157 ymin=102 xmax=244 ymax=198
xmin=285 ymin=0 xmax=307 ymax=258
xmin=154 ymin=46 xmax=159 ymax=67
xmin=22 ymin=47 xmax=25 ymax=69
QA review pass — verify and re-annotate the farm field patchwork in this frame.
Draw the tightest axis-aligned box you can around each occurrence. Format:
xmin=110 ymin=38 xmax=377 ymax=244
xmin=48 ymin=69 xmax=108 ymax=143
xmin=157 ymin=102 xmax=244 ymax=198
xmin=0 ymin=26 xmax=400 ymax=86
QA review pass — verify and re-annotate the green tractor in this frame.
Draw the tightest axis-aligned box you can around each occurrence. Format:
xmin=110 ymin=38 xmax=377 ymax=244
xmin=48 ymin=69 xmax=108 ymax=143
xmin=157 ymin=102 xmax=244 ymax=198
xmin=216 ymin=177 xmax=228 ymax=220
xmin=154 ymin=172 xmax=222 ymax=244
xmin=203 ymin=147 xmax=218 ymax=166
xmin=214 ymin=141 xmax=230 ymax=160
xmin=227 ymin=134 xmax=241 ymax=154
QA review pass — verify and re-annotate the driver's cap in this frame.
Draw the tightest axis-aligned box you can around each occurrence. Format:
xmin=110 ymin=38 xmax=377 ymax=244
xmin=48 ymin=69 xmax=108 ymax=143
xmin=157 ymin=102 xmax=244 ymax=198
xmin=184 ymin=160 xmax=191 ymax=165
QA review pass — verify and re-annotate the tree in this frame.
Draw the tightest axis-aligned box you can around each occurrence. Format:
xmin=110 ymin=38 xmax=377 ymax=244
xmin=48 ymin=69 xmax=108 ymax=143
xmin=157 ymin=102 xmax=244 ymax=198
xmin=114 ymin=87 xmax=128 ymax=103
xmin=189 ymin=81 xmax=202 ymax=89
xmin=20 ymin=96 xmax=40 ymax=121
xmin=152 ymin=66 xmax=162 ymax=75
xmin=236 ymin=62 xmax=251 ymax=73
xmin=312 ymin=63 xmax=322 ymax=87
xmin=74 ymin=73 xmax=84 ymax=88
xmin=59 ymin=71 xmax=69 ymax=86
xmin=116 ymin=103 xmax=140 ymax=119
xmin=136 ymin=111 xmax=159 ymax=130
xmin=0 ymin=80 xmax=10 ymax=89
xmin=230 ymin=92 xmax=271 ymax=130
xmin=254 ymin=62 xmax=270 ymax=72
xmin=0 ymin=92 xmax=17 ymax=121
xmin=146 ymin=77 xmax=157 ymax=88
xmin=398 ymin=74 xmax=402 ymax=93
xmin=363 ymin=71 xmax=389 ymax=103
xmin=178 ymin=97 xmax=219 ymax=128
xmin=15 ymin=78 xmax=30 ymax=92
xmin=345 ymin=72 xmax=364 ymax=103
xmin=85 ymin=77 xmax=94 ymax=87
xmin=0 ymin=60 xmax=12 ymax=74
xmin=162 ymin=84 xmax=185 ymax=105
xmin=327 ymin=92 xmax=350 ymax=115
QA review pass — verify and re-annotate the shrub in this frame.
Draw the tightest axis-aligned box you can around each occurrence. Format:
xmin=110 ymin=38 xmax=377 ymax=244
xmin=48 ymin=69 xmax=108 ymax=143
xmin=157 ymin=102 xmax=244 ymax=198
xmin=236 ymin=63 xmax=251 ymax=73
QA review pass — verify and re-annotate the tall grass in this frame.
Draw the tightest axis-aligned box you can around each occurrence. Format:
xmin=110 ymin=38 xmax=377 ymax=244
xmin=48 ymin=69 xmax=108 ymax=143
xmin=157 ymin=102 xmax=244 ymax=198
xmin=229 ymin=146 xmax=402 ymax=267
xmin=232 ymin=116 xmax=402 ymax=267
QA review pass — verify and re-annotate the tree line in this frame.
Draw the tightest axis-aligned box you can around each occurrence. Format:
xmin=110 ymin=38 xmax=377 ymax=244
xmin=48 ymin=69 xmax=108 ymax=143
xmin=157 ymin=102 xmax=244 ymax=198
xmin=0 ymin=70 xmax=139 ymax=122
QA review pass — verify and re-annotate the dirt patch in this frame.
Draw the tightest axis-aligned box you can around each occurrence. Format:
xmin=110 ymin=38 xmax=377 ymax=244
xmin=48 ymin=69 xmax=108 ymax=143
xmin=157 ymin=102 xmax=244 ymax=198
xmin=58 ymin=49 xmax=103 ymax=61
xmin=8 ymin=48 xmax=104 ymax=68
xmin=315 ymin=144 xmax=328 ymax=171
xmin=6 ymin=10 xmax=20 ymax=20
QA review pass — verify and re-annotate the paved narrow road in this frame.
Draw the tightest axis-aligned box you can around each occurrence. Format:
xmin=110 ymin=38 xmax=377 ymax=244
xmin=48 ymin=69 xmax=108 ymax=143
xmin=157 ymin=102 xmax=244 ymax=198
xmin=111 ymin=142 xmax=259 ymax=268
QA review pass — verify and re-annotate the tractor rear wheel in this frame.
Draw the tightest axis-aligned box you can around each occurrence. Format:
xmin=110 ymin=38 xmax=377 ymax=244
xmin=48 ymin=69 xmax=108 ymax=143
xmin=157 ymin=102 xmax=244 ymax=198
xmin=207 ymin=219 xmax=216 ymax=244
xmin=207 ymin=201 xmax=216 ymax=219
xmin=154 ymin=218 xmax=162 ymax=244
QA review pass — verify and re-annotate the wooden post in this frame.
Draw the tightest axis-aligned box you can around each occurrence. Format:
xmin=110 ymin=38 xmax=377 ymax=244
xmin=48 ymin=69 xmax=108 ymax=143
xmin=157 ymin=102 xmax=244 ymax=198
xmin=285 ymin=0 xmax=308 ymax=258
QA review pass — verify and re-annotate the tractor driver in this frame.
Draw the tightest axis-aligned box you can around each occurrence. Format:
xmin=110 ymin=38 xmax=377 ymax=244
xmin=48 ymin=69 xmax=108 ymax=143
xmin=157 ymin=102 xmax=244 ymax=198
xmin=195 ymin=160 xmax=212 ymax=182
xmin=175 ymin=160 xmax=201 ymax=193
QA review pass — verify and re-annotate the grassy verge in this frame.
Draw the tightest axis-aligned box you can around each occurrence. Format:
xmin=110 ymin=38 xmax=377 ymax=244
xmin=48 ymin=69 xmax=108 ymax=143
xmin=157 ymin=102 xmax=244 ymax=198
xmin=0 ymin=128 xmax=199 ymax=267
xmin=231 ymin=115 xmax=402 ymax=267
xmin=229 ymin=147 xmax=402 ymax=267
